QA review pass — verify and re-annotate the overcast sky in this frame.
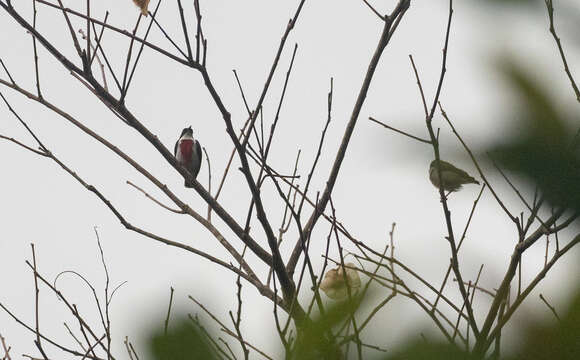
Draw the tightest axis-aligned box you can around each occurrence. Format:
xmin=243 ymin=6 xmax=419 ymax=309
xmin=1 ymin=0 xmax=580 ymax=359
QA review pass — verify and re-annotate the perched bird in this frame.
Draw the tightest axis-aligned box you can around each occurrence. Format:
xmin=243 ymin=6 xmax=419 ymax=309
xmin=429 ymin=159 xmax=480 ymax=192
xmin=320 ymin=263 xmax=361 ymax=300
xmin=174 ymin=126 xmax=202 ymax=188
xmin=132 ymin=0 xmax=150 ymax=17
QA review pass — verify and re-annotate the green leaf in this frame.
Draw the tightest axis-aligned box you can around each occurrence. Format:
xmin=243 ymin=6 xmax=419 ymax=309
xmin=291 ymin=294 xmax=364 ymax=360
xmin=508 ymin=290 xmax=580 ymax=360
xmin=149 ymin=317 xmax=218 ymax=360
xmin=379 ymin=341 xmax=473 ymax=360
xmin=488 ymin=60 xmax=580 ymax=212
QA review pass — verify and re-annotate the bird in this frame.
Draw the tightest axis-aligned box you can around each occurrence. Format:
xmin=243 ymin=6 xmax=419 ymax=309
xmin=132 ymin=0 xmax=150 ymax=17
xmin=429 ymin=159 xmax=480 ymax=193
xmin=174 ymin=126 xmax=202 ymax=188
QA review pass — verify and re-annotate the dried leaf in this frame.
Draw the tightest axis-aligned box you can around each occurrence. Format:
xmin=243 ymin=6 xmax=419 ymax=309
xmin=132 ymin=0 xmax=150 ymax=16
xmin=320 ymin=262 xmax=361 ymax=300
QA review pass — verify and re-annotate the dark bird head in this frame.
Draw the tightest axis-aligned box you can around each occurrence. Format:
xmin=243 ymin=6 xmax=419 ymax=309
xmin=181 ymin=126 xmax=193 ymax=137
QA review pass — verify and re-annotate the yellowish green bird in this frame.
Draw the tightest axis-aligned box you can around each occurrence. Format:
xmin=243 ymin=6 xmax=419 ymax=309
xmin=429 ymin=160 xmax=480 ymax=192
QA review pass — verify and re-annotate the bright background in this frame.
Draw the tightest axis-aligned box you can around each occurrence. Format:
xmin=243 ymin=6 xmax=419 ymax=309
xmin=1 ymin=0 xmax=579 ymax=359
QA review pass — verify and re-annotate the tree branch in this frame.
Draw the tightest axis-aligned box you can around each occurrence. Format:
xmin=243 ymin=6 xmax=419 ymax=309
xmin=287 ymin=0 xmax=411 ymax=275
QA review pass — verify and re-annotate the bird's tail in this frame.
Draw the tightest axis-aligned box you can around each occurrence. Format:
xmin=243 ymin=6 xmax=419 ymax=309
xmin=185 ymin=180 xmax=194 ymax=188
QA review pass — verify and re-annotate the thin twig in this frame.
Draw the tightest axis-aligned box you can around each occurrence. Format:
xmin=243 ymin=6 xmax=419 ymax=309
xmin=56 ymin=0 xmax=84 ymax=59
xmin=188 ymin=314 xmax=231 ymax=360
xmin=202 ymin=147 xmax=212 ymax=221
xmin=124 ymin=337 xmax=134 ymax=360
xmin=0 ymin=303 xmax=102 ymax=360
xmin=164 ymin=287 xmax=175 ymax=335
xmin=241 ymin=0 xmax=306 ymax=150
xmin=0 ymin=134 xmax=48 ymax=156
xmin=120 ymin=15 xmax=143 ymax=102
xmin=0 ymin=91 xmax=47 ymax=151
xmin=361 ymin=0 xmax=385 ymax=21
xmin=0 ymin=79 xmax=271 ymax=287
xmin=241 ymin=44 xmax=300 ymax=246
xmin=0 ymin=333 xmax=12 ymax=360
xmin=452 ymin=280 xmax=496 ymax=298
xmin=368 ymin=116 xmax=431 ymax=144
xmin=331 ymin=198 xmax=363 ymax=359
xmin=440 ymin=103 xmax=518 ymax=225
xmin=32 ymin=0 xmax=42 ymax=98
xmin=30 ymin=244 xmax=48 ymax=360
xmin=297 ymin=76 xmax=333 ymax=217
xmin=0 ymin=58 xmax=15 ymax=84
xmin=483 ymin=234 xmax=580 ymax=351
xmin=411 ymin=1 xmax=480 ymax=337
xmin=129 ymin=340 xmax=140 ymax=360
xmin=126 ymin=180 xmax=185 ymax=214
xmin=229 ymin=247 xmax=249 ymax=360
xmin=176 ymin=0 xmax=193 ymax=59
xmin=93 ymin=227 xmax=112 ymax=360
xmin=232 ymin=70 xmax=251 ymax=115
xmin=63 ymin=322 xmax=86 ymax=352
xmin=474 ymin=210 xmax=571 ymax=355
xmin=86 ymin=0 xmax=90 ymax=61
xmin=539 ymin=293 xmax=560 ymax=321
xmin=431 ymin=184 xmax=486 ymax=311
xmin=123 ymin=1 xmax=163 ymax=97
xmin=287 ymin=0 xmax=411 ymax=275
xmin=88 ymin=21 xmax=123 ymax=93
xmin=32 ymin=0 xmax=191 ymax=66
xmin=545 ymin=0 xmax=580 ymax=103
xmin=408 ymin=55 xmax=429 ymax=117
xmin=78 ymin=27 xmax=108 ymax=91
xmin=189 ymin=297 xmax=273 ymax=360
xmin=490 ymin=157 xmax=548 ymax=228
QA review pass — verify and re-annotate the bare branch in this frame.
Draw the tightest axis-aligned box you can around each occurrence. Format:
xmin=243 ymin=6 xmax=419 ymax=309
xmin=0 ymin=58 xmax=15 ymax=84
xmin=482 ymin=233 xmax=580 ymax=351
xmin=33 ymin=0 xmax=191 ymax=66
xmin=439 ymin=103 xmax=518 ymax=225
xmin=539 ymin=293 xmax=560 ymax=322
xmin=545 ymin=0 xmax=580 ymax=103
xmin=126 ymin=180 xmax=185 ymax=214
xmin=32 ymin=0 xmax=42 ymax=98
xmin=56 ymin=0 xmax=84 ymax=60
xmin=202 ymin=147 xmax=213 ymax=221
xmin=432 ymin=184 xmax=486 ymax=311
xmin=241 ymin=0 xmax=306 ymax=149
xmin=368 ymin=116 xmax=431 ymax=144
xmin=119 ymin=15 xmax=143 ymax=101
xmin=408 ymin=55 xmax=429 ymax=118
xmin=361 ymin=0 xmax=385 ymax=21
xmin=0 ymin=78 xmax=273 ymax=272
xmin=164 ymin=287 xmax=175 ymax=335
xmin=232 ymin=70 xmax=251 ymax=115
xmin=123 ymin=0 xmax=163 ymax=98
xmin=0 ymin=133 xmax=48 ymax=156
xmin=0 ymin=303 xmax=104 ymax=360
xmin=0 ymin=333 xmax=12 ymax=360
xmin=287 ymin=0 xmax=411 ymax=275
xmin=189 ymin=297 xmax=274 ymax=360
xmin=176 ymin=0 xmax=193 ymax=60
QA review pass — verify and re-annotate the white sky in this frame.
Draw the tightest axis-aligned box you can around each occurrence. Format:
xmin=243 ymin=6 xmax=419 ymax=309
xmin=1 ymin=0 xmax=579 ymax=359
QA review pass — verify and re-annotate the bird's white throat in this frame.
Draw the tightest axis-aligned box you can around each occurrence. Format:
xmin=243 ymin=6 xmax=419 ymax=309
xmin=180 ymin=133 xmax=194 ymax=141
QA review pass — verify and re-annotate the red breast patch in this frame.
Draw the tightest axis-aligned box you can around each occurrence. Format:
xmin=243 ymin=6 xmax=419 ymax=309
xmin=179 ymin=139 xmax=194 ymax=161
